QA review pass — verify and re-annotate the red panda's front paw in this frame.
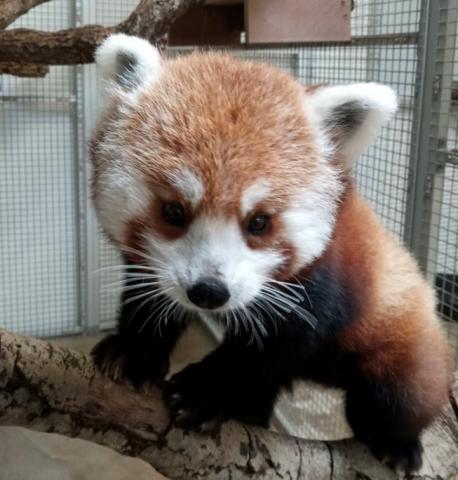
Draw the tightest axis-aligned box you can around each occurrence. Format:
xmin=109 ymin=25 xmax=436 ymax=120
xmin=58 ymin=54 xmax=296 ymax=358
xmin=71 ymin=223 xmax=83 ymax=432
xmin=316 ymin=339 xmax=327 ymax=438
xmin=91 ymin=334 xmax=169 ymax=388
xmin=371 ymin=438 xmax=423 ymax=473
xmin=163 ymin=364 xmax=225 ymax=432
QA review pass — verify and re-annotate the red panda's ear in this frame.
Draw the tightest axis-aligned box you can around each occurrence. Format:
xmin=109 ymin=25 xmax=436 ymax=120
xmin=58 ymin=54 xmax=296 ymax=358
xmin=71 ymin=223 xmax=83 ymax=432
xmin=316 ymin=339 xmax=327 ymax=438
xmin=95 ymin=34 xmax=162 ymax=105
xmin=306 ymin=83 xmax=397 ymax=169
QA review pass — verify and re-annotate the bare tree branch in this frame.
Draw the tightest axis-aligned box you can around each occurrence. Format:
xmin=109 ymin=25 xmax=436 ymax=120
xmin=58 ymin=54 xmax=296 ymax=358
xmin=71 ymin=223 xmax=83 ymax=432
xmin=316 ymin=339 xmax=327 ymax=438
xmin=0 ymin=61 xmax=48 ymax=76
xmin=0 ymin=25 xmax=117 ymax=65
xmin=0 ymin=0 xmax=203 ymax=72
xmin=117 ymin=0 xmax=204 ymax=40
xmin=0 ymin=0 xmax=51 ymax=29
xmin=0 ymin=328 xmax=457 ymax=479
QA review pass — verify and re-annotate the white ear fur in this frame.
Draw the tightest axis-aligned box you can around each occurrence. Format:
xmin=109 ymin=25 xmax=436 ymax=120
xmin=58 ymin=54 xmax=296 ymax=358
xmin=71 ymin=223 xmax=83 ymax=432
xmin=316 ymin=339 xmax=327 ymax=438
xmin=95 ymin=33 xmax=161 ymax=100
xmin=307 ymin=83 xmax=398 ymax=168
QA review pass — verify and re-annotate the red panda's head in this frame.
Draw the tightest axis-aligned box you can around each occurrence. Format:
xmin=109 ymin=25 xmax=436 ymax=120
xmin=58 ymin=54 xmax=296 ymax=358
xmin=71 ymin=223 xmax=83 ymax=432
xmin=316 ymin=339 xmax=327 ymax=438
xmin=91 ymin=34 xmax=397 ymax=318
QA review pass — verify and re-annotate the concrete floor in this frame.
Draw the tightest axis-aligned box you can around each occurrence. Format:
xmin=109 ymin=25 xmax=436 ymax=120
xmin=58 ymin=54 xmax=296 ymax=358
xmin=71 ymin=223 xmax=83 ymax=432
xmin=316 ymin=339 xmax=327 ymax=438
xmin=0 ymin=321 xmax=216 ymax=480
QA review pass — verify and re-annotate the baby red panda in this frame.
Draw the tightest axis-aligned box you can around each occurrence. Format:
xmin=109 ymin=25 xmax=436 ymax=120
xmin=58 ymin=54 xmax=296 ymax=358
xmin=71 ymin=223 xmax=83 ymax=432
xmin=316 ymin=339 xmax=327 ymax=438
xmin=90 ymin=34 xmax=452 ymax=472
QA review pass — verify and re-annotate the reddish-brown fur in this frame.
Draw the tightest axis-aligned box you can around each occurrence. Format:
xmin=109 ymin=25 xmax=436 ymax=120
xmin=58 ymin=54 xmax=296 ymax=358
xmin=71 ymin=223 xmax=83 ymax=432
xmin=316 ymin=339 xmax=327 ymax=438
xmin=324 ymin=187 xmax=452 ymax=428
xmin=124 ymin=53 xmax=320 ymax=203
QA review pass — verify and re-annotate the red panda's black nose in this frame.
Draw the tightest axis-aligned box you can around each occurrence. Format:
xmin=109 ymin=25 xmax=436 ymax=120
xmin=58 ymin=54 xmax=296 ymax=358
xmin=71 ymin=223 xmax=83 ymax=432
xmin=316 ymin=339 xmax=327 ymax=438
xmin=186 ymin=277 xmax=230 ymax=309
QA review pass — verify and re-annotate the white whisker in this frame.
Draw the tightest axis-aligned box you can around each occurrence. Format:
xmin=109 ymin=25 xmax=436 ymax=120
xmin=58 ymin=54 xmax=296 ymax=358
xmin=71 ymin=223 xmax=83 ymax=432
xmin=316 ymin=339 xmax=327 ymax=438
xmin=94 ymin=264 xmax=158 ymax=273
xmin=292 ymin=274 xmax=313 ymax=308
xmin=240 ymin=305 xmax=266 ymax=349
xmin=122 ymin=286 xmax=173 ymax=307
xmin=154 ymin=297 xmax=178 ymax=336
xmin=144 ymin=296 xmax=173 ymax=335
xmin=126 ymin=292 xmax=158 ymax=329
xmin=259 ymin=291 xmax=297 ymax=313
xmin=250 ymin=301 xmax=277 ymax=336
xmin=253 ymin=297 xmax=284 ymax=324
xmin=237 ymin=308 xmax=256 ymax=345
xmin=120 ymin=245 xmax=169 ymax=270
xmin=262 ymin=285 xmax=302 ymax=306
xmin=290 ymin=305 xmax=318 ymax=329
xmin=102 ymin=280 xmax=163 ymax=292
xmin=267 ymin=279 xmax=305 ymax=302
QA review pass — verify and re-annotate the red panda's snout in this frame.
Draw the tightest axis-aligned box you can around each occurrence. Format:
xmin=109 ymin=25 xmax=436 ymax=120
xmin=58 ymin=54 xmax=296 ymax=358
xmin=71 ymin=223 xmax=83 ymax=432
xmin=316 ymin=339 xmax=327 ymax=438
xmin=140 ymin=213 xmax=285 ymax=315
xmin=186 ymin=277 xmax=230 ymax=309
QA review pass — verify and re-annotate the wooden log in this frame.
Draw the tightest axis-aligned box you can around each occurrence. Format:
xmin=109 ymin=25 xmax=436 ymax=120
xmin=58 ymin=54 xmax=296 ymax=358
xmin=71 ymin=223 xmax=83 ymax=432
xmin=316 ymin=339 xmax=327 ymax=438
xmin=0 ymin=61 xmax=49 ymax=76
xmin=0 ymin=328 xmax=457 ymax=479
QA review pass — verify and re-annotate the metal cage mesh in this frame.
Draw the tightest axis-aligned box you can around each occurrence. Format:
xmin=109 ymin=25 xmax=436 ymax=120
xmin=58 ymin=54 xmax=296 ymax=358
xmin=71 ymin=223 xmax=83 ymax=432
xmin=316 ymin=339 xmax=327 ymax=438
xmin=1 ymin=0 xmax=457 ymax=440
xmin=426 ymin=1 xmax=458 ymax=358
xmin=0 ymin=0 xmax=80 ymax=337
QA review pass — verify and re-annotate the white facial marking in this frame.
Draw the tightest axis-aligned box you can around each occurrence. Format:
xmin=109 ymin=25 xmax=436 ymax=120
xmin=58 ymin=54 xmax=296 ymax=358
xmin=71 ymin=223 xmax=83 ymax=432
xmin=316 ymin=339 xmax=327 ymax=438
xmin=145 ymin=216 xmax=283 ymax=312
xmin=241 ymin=180 xmax=271 ymax=216
xmin=282 ymin=165 xmax=343 ymax=269
xmin=95 ymin=164 xmax=151 ymax=244
xmin=167 ymin=168 xmax=204 ymax=208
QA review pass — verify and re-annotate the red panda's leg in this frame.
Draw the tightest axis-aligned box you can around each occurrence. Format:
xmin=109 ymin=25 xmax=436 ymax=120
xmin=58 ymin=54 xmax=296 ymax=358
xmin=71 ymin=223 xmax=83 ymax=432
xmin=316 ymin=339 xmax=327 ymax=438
xmin=91 ymin=271 xmax=189 ymax=387
xmin=345 ymin=378 xmax=424 ymax=472
xmin=163 ymin=341 xmax=283 ymax=430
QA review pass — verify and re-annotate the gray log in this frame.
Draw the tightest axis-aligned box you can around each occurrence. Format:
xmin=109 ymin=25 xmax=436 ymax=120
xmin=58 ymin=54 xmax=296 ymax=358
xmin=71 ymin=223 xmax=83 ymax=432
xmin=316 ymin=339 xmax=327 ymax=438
xmin=0 ymin=329 xmax=457 ymax=479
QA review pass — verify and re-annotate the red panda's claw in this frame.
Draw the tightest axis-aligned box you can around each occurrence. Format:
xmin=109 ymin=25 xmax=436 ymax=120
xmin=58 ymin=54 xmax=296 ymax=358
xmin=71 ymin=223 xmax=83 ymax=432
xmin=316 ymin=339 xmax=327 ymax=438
xmin=163 ymin=365 xmax=224 ymax=432
xmin=91 ymin=333 xmax=170 ymax=388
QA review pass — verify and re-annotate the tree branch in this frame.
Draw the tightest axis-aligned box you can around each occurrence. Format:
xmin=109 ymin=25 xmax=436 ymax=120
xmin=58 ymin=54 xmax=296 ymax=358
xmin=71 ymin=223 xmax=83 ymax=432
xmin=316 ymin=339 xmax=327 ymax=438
xmin=117 ymin=0 xmax=204 ymax=41
xmin=0 ymin=0 xmax=51 ymax=29
xmin=0 ymin=0 xmax=203 ymax=70
xmin=0 ymin=25 xmax=117 ymax=65
xmin=0 ymin=61 xmax=48 ymax=76
xmin=0 ymin=328 xmax=457 ymax=479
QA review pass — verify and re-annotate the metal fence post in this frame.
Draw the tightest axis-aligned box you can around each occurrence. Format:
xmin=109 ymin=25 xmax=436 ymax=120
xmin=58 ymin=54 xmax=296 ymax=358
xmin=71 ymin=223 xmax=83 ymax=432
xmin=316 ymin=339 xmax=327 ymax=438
xmin=76 ymin=0 xmax=101 ymax=334
xmin=405 ymin=0 xmax=457 ymax=280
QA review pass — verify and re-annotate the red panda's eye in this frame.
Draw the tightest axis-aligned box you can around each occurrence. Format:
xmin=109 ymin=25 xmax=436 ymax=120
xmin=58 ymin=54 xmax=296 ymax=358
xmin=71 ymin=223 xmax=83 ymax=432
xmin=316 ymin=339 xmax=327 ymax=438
xmin=247 ymin=214 xmax=271 ymax=236
xmin=162 ymin=202 xmax=186 ymax=227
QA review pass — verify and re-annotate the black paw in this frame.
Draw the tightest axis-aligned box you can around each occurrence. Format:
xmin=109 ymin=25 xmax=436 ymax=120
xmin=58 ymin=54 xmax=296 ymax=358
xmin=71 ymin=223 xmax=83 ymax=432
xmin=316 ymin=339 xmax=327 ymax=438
xmin=371 ymin=438 xmax=423 ymax=473
xmin=163 ymin=363 xmax=224 ymax=432
xmin=91 ymin=334 xmax=169 ymax=387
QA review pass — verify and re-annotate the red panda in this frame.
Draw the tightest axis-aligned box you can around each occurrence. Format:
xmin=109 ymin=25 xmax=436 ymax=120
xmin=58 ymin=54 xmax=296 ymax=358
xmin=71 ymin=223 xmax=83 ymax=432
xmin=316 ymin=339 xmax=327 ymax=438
xmin=90 ymin=34 xmax=452 ymax=472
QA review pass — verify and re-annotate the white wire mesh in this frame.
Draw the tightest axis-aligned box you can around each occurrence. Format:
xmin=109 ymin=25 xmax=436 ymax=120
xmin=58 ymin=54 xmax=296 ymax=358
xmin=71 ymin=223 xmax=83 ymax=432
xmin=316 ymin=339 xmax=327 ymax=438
xmin=0 ymin=0 xmax=80 ymax=337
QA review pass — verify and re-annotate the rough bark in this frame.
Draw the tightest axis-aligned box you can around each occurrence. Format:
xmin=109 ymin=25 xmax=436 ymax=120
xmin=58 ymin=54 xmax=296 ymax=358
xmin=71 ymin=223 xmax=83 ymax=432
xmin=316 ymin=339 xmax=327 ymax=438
xmin=117 ymin=0 xmax=203 ymax=41
xmin=0 ymin=0 xmax=203 ymax=75
xmin=0 ymin=329 xmax=457 ymax=479
xmin=0 ymin=0 xmax=51 ymax=29
xmin=0 ymin=25 xmax=117 ymax=65
xmin=0 ymin=61 xmax=49 ymax=76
